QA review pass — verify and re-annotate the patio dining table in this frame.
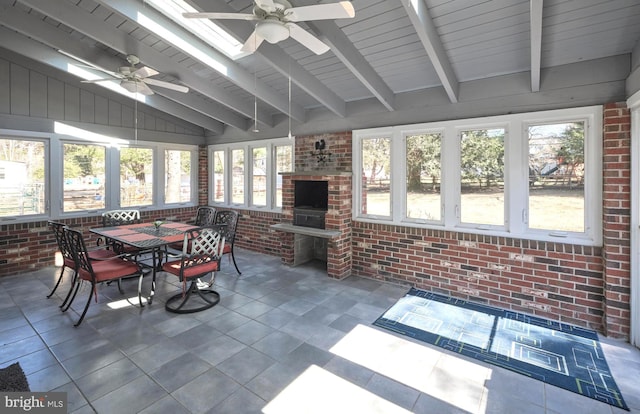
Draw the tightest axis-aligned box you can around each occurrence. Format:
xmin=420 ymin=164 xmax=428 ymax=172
xmin=90 ymin=221 xmax=198 ymax=305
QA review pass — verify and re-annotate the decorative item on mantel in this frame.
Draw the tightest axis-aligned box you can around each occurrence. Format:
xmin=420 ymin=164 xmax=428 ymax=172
xmin=311 ymin=139 xmax=332 ymax=166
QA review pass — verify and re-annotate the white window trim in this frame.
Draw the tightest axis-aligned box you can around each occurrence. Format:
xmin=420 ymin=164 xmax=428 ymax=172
xmin=209 ymin=137 xmax=293 ymax=212
xmin=627 ymin=90 xmax=640 ymax=347
xmin=401 ymin=127 xmax=446 ymax=226
xmin=0 ymin=129 xmax=198 ymax=224
xmin=353 ymin=106 xmax=603 ymax=246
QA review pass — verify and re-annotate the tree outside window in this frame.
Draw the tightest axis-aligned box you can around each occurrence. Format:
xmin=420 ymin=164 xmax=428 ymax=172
xmin=0 ymin=138 xmax=45 ymax=216
xmin=63 ymin=143 xmax=105 ymax=212
xmin=232 ymin=149 xmax=244 ymax=204
xmin=165 ymin=149 xmax=191 ymax=203
xmin=120 ymin=147 xmax=153 ymax=207
xmin=528 ymin=122 xmax=585 ymax=232
xmin=275 ymin=145 xmax=292 ymax=208
xmin=362 ymin=137 xmax=391 ymax=217
xmin=213 ymin=150 xmax=225 ymax=203
xmin=459 ymin=128 xmax=505 ymax=226
xmin=252 ymin=147 xmax=267 ymax=206
xmin=406 ymin=133 xmax=441 ymax=221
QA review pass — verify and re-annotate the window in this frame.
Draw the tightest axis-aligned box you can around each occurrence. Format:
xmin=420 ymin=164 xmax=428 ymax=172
xmin=63 ymin=143 xmax=105 ymax=212
xmin=231 ymin=149 xmax=245 ymax=205
xmin=252 ymin=147 xmax=267 ymax=207
xmin=209 ymin=138 xmax=293 ymax=210
xmin=0 ymin=138 xmax=46 ymax=217
xmin=165 ymin=149 xmax=191 ymax=204
xmin=406 ymin=132 xmax=441 ymax=222
xmin=0 ymin=130 xmax=197 ymax=223
xmin=120 ymin=147 xmax=153 ymax=207
xmin=275 ymin=145 xmax=293 ymax=208
xmin=459 ymin=128 xmax=505 ymax=227
xmin=361 ymin=137 xmax=391 ymax=217
xmin=527 ymin=122 xmax=585 ymax=233
xmin=353 ymin=106 xmax=602 ymax=245
xmin=212 ymin=150 xmax=225 ymax=203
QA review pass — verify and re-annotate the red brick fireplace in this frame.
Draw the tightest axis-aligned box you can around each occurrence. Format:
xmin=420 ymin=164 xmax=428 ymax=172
xmin=274 ymin=171 xmax=352 ymax=279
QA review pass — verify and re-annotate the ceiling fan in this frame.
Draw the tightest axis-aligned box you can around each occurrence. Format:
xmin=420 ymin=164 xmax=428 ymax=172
xmin=81 ymin=54 xmax=189 ymax=96
xmin=183 ymin=0 xmax=355 ymax=55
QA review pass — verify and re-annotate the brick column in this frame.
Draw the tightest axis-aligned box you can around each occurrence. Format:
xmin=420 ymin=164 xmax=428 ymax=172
xmin=602 ymin=102 xmax=632 ymax=338
xmin=198 ymin=145 xmax=208 ymax=206
xmin=326 ymin=174 xmax=352 ymax=279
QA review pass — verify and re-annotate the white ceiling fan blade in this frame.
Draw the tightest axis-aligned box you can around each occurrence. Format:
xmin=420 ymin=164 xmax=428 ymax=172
xmin=58 ymin=49 xmax=122 ymax=77
xmin=72 ymin=63 xmax=122 ymax=78
xmin=287 ymin=1 xmax=355 ymax=22
xmin=287 ymin=23 xmax=330 ymax=55
xmin=241 ymin=30 xmax=266 ymax=53
xmin=81 ymin=78 xmax=116 ymax=83
xmin=182 ymin=12 xmax=258 ymax=21
xmin=132 ymin=66 xmax=159 ymax=79
xmin=143 ymin=78 xmax=189 ymax=93
xmin=255 ymin=0 xmax=276 ymax=13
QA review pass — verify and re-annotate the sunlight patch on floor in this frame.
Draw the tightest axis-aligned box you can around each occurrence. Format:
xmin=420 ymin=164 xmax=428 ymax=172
xmin=262 ymin=365 xmax=412 ymax=414
xmin=330 ymin=324 xmax=491 ymax=413
xmin=107 ymin=296 xmax=146 ymax=309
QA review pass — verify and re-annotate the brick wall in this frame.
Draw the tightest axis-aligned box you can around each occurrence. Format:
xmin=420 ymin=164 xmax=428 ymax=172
xmin=0 ymin=208 xmax=198 ymax=277
xmin=352 ymin=225 xmax=605 ymax=330
xmin=294 ymin=132 xmax=352 ymax=172
xmin=198 ymin=145 xmax=208 ymax=206
xmin=233 ymin=209 xmax=284 ymax=258
xmin=601 ymin=103 xmax=632 ymax=338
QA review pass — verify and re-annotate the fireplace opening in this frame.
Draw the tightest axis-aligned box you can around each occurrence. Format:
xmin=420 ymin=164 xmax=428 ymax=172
xmin=294 ymin=180 xmax=328 ymax=209
xmin=294 ymin=180 xmax=328 ymax=229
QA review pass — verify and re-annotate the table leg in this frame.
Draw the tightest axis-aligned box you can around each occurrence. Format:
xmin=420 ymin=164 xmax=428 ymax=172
xmin=147 ymin=247 xmax=158 ymax=305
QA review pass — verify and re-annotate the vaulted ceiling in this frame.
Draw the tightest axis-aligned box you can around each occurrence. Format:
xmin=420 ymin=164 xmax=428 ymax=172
xmin=1 ymin=0 xmax=639 ymax=144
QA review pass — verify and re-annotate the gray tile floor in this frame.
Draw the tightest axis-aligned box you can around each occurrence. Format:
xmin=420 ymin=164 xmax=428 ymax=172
xmin=1 ymin=248 xmax=639 ymax=413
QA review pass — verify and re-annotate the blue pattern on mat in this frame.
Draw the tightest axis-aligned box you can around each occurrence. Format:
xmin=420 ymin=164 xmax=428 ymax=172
xmin=373 ymin=288 xmax=628 ymax=410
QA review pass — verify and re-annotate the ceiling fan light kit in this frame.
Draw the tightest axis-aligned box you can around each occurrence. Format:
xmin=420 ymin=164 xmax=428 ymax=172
xmin=120 ymin=80 xmax=150 ymax=95
xmin=256 ymin=20 xmax=290 ymax=44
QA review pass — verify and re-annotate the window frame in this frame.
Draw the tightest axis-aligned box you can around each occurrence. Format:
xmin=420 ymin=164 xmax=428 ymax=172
xmin=0 ymin=133 xmax=49 ymax=222
xmin=0 ymin=128 xmax=198 ymax=224
xmin=402 ymin=128 xmax=445 ymax=226
xmin=119 ymin=145 xmax=155 ymax=208
xmin=353 ymin=106 xmax=603 ymax=246
xmin=209 ymin=137 xmax=293 ymax=211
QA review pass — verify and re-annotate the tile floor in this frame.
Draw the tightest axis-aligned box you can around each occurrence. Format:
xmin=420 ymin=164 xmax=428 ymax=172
xmin=1 ymin=248 xmax=639 ymax=413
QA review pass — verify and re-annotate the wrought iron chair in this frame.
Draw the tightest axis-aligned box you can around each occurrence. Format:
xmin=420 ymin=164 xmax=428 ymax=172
xmin=100 ymin=209 xmax=143 ymax=257
xmin=214 ymin=209 xmax=241 ymax=275
xmin=64 ymin=227 xmax=143 ymax=326
xmin=46 ymin=221 xmax=117 ymax=309
xmin=193 ymin=206 xmax=217 ymax=226
xmin=168 ymin=206 xmax=216 ymax=251
xmin=161 ymin=227 xmax=225 ymax=313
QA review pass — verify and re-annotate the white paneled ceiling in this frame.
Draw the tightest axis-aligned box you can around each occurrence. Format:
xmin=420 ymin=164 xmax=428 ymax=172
xmin=0 ymin=0 xmax=639 ymax=143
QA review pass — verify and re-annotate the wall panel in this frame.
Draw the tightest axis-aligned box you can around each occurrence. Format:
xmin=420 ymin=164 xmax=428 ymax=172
xmin=29 ymin=71 xmax=47 ymax=118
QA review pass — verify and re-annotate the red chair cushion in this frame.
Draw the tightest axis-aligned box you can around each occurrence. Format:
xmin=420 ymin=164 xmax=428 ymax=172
xmin=162 ymin=259 xmax=219 ymax=280
xmin=222 ymin=244 xmax=231 ymax=254
xmin=79 ymin=259 xmax=139 ymax=282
